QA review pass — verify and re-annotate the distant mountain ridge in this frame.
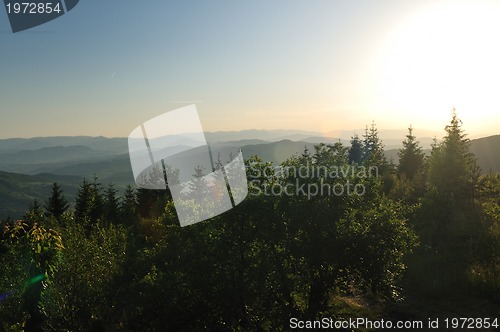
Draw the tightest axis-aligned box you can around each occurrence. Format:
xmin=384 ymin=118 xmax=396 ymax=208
xmin=0 ymin=131 xmax=498 ymax=177
xmin=0 ymin=136 xmax=128 ymax=153
xmin=0 ymin=145 xmax=105 ymax=163
xmin=0 ymin=128 xmax=443 ymax=151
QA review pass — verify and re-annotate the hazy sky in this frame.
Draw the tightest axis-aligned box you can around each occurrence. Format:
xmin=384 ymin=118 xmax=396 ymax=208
xmin=1 ymin=0 xmax=500 ymax=138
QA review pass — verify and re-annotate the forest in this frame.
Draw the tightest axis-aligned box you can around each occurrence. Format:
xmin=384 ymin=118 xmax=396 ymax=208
xmin=1 ymin=111 xmax=499 ymax=331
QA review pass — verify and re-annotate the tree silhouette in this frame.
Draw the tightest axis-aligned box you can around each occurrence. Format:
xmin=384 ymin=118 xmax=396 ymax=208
xmin=120 ymin=185 xmax=138 ymax=226
xmin=363 ymin=121 xmax=386 ymax=166
xmin=103 ymin=184 xmax=119 ymax=225
xmin=44 ymin=183 xmax=69 ymax=221
xmin=74 ymin=177 xmax=103 ymax=226
xmin=398 ymin=126 xmax=425 ymax=180
xmin=428 ymin=109 xmax=478 ymax=200
xmin=348 ymin=134 xmax=364 ymax=164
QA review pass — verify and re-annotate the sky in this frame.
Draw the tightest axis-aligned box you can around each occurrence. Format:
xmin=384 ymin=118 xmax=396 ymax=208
xmin=1 ymin=0 xmax=500 ymax=139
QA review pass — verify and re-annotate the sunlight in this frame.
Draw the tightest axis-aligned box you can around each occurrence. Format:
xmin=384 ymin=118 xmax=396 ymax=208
xmin=376 ymin=0 xmax=500 ymax=135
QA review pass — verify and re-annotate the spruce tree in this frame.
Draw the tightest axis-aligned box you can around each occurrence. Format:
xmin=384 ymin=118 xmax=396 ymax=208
xmin=24 ymin=199 xmax=45 ymax=225
xmin=103 ymin=184 xmax=119 ymax=225
xmin=397 ymin=126 xmax=425 ymax=180
xmin=120 ymin=185 xmax=138 ymax=225
xmin=363 ymin=121 xmax=386 ymax=165
xmin=74 ymin=177 xmax=103 ymax=225
xmin=348 ymin=134 xmax=364 ymax=164
xmin=428 ymin=109 xmax=478 ymax=200
xmin=187 ymin=165 xmax=209 ymax=198
xmin=44 ymin=183 xmax=69 ymax=220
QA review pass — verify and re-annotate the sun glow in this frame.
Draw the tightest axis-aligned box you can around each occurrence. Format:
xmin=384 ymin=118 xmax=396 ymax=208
xmin=375 ymin=1 xmax=500 ymax=136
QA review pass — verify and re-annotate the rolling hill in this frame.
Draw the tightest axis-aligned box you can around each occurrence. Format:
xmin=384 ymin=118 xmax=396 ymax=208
xmin=0 ymin=171 xmax=81 ymax=219
xmin=470 ymin=135 xmax=500 ymax=173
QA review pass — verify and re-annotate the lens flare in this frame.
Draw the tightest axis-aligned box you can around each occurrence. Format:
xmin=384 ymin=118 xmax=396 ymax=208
xmin=0 ymin=274 xmax=46 ymax=302
xmin=23 ymin=274 xmax=46 ymax=287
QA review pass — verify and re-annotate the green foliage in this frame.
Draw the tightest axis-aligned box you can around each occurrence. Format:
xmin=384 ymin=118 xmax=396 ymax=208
xmin=363 ymin=121 xmax=387 ymax=166
xmin=1 ymin=223 xmax=33 ymax=331
xmin=428 ymin=110 xmax=477 ymax=200
xmin=466 ymin=174 xmax=500 ymax=302
xmin=348 ymin=134 xmax=364 ymax=165
xmin=44 ymin=182 xmax=69 ymax=221
xmin=74 ymin=177 xmax=104 ymax=225
xmin=389 ymin=127 xmax=428 ymax=203
xmin=1 ymin=218 xmax=64 ymax=331
xmin=398 ymin=126 xmax=425 ymax=180
xmin=103 ymin=184 xmax=119 ymax=225
xmin=403 ymin=111 xmax=500 ymax=303
xmin=120 ymin=185 xmax=138 ymax=226
xmin=1 ymin=112 xmax=500 ymax=330
xmin=270 ymin=142 xmax=415 ymax=317
xmin=340 ymin=196 xmax=417 ymax=298
xmin=42 ymin=220 xmax=127 ymax=331
xmin=136 ymin=188 xmax=168 ymax=219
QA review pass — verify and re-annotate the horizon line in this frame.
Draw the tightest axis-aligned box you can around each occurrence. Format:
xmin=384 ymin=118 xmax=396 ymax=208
xmin=0 ymin=128 xmax=497 ymax=141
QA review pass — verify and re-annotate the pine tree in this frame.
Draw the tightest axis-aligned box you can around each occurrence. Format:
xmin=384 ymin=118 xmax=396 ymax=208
xmin=397 ymin=126 xmax=425 ymax=180
xmin=44 ymin=183 xmax=69 ymax=220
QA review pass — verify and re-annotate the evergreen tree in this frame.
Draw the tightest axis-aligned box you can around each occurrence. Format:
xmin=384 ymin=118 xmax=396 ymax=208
xmin=348 ymin=134 xmax=364 ymax=164
xmin=30 ymin=199 xmax=42 ymax=212
xmin=397 ymin=126 xmax=425 ymax=180
xmin=120 ymin=185 xmax=138 ymax=226
xmin=75 ymin=177 xmax=104 ymax=225
xmin=363 ymin=121 xmax=386 ymax=165
xmin=135 ymin=164 xmax=178 ymax=218
xmin=428 ymin=109 xmax=478 ymax=200
xmin=361 ymin=121 xmax=392 ymax=194
xmin=44 ymin=183 xmax=69 ymax=220
xmin=103 ymin=184 xmax=119 ymax=225
xmin=136 ymin=188 xmax=166 ymax=218
xmin=24 ymin=199 xmax=45 ymax=226
xmin=187 ymin=165 xmax=209 ymax=198
xmin=301 ymin=145 xmax=310 ymax=159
